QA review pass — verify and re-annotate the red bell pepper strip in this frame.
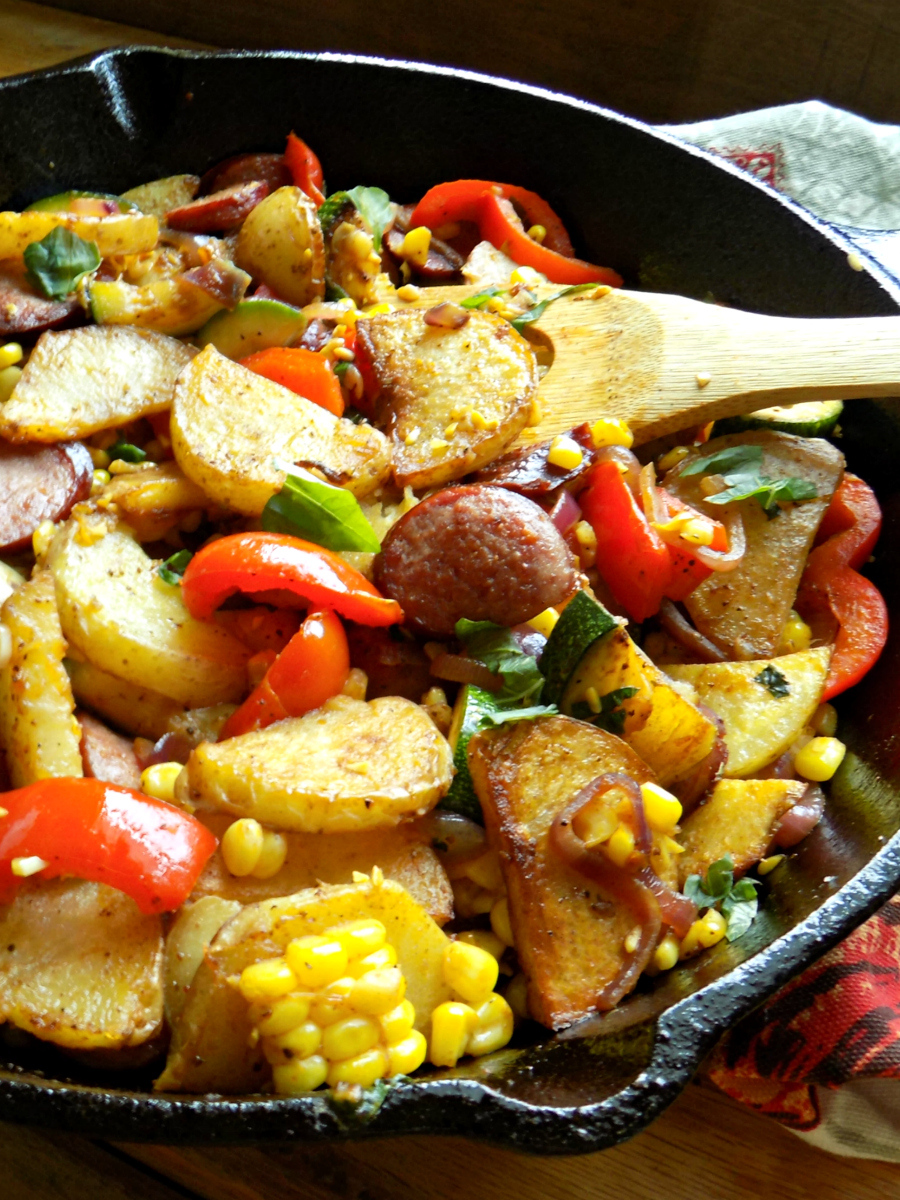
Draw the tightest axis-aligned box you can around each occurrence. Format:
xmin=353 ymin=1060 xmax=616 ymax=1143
xmin=796 ymin=474 xmax=888 ymax=699
xmin=181 ymin=531 xmax=403 ymax=626
xmin=221 ymin=608 xmax=350 ymax=738
xmin=656 ymin=489 xmax=728 ymax=603
xmin=0 ymin=779 xmax=216 ymax=913
xmin=580 ymin=459 xmax=672 ymax=622
xmin=284 ymin=132 xmax=326 ymax=206
xmin=239 ymin=347 xmax=345 ymax=417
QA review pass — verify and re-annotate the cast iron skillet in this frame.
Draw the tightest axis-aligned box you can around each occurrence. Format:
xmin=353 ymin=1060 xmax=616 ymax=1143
xmin=1 ymin=48 xmax=900 ymax=1154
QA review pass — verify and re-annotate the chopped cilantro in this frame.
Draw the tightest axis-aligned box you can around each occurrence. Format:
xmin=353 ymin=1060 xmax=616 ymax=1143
xmin=683 ymin=854 xmax=761 ymax=942
xmin=570 ymin=686 xmax=640 ymax=735
xmin=158 ymin=548 xmax=192 ymax=586
xmin=754 ymin=664 xmax=791 ymax=698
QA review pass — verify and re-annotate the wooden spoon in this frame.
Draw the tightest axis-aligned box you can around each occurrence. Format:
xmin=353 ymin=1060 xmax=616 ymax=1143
xmin=397 ymin=283 xmax=900 ymax=444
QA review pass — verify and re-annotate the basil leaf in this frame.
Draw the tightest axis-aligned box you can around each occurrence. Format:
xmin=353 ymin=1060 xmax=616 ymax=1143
xmin=704 ymin=854 xmax=735 ymax=899
xmin=108 ymin=441 xmax=147 ymax=463
xmin=345 ymin=186 xmax=393 ymax=250
xmin=510 ymin=282 xmax=597 ymax=332
xmin=704 ymin=471 xmax=818 ymax=513
xmin=684 ymin=854 xmax=761 ymax=943
xmin=721 ymin=892 xmax=759 ymax=941
xmin=262 ymin=462 xmax=381 ymax=552
xmin=158 ymin=548 xmax=193 ymax=586
xmin=478 ymin=703 xmax=558 ymax=727
xmin=571 ymin=686 xmax=640 ymax=735
xmin=460 ymin=286 xmax=504 ymax=310
xmin=455 ymin=618 xmax=547 ymax=704
xmin=754 ymin=664 xmax=791 ymax=697
xmin=679 ymin=444 xmax=763 ymax=478
xmin=24 ymin=226 xmax=100 ymax=300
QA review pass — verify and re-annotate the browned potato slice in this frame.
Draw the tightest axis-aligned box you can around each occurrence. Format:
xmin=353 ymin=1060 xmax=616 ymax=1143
xmin=157 ymin=876 xmax=452 ymax=1093
xmin=0 ymin=879 xmax=164 ymax=1051
xmin=171 ymin=345 xmax=391 ymax=513
xmin=122 ymin=174 xmax=201 ymax=218
xmin=677 ymin=778 xmax=807 ymax=885
xmin=469 ymin=715 xmax=656 ymax=1030
xmin=181 ymin=694 xmax=453 ymax=832
xmin=163 ymin=895 xmax=241 ymax=1027
xmin=193 ymin=813 xmax=453 ymax=924
xmin=96 ymin=460 xmax=210 ymax=541
xmin=0 ymin=326 xmax=195 ymax=443
xmin=66 ymin=656 xmax=187 ymax=740
xmin=663 ymin=431 xmax=844 ymax=659
xmin=357 ymin=307 xmax=538 ymax=489
xmin=235 ymin=186 xmax=325 ymax=307
xmin=0 ymin=570 xmax=83 ymax=786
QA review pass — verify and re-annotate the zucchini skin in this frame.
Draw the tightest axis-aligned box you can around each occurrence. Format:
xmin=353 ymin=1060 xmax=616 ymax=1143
xmin=713 ymin=400 xmax=843 ymax=439
xmin=538 ymin=590 xmax=619 ymax=706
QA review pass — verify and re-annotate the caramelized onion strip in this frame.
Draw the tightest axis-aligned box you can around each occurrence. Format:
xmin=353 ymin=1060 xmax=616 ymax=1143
xmin=659 ymin=599 xmax=728 ymax=663
xmin=429 ymin=652 xmax=502 ymax=691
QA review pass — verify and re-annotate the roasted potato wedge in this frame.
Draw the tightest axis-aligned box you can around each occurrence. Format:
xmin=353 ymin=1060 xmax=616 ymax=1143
xmin=66 ymin=656 xmax=187 ymax=740
xmin=157 ymin=875 xmax=453 ymax=1093
xmin=163 ymin=895 xmax=241 ymax=1027
xmin=235 ymin=186 xmax=325 ymax=307
xmin=677 ymin=777 xmax=808 ymax=884
xmin=663 ymin=432 xmax=844 ymax=659
xmin=96 ymin=460 xmax=210 ymax=542
xmin=561 ymin=624 xmax=718 ymax=792
xmin=122 ymin=174 xmax=201 ymax=219
xmin=48 ymin=511 xmax=249 ymax=708
xmin=469 ymin=715 xmax=657 ymax=1030
xmin=0 ymin=326 xmax=195 ymax=443
xmin=0 ymin=879 xmax=164 ymax=1051
xmin=170 ymin=345 xmax=392 ymax=513
xmin=0 ymin=570 xmax=83 ymax=786
xmin=181 ymin=694 xmax=453 ymax=832
xmin=0 ymin=209 xmax=158 ymax=260
xmin=666 ymin=647 xmax=832 ymax=777
xmin=194 ymin=813 xmax=453 ymax=924
xmin=357 ymin=307 xmax=538 ymax=489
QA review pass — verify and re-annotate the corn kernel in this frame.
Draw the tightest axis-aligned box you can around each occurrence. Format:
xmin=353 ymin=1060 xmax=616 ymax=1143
xmin=812 ymin=702 xmax=839 ymax=737
xmin=0 ymin=364 xmax=21 ymax=403
xmin=396 ymin=283 xmax=422 ymax=302
xmin=399 ymin=225 xmax=432 ymax=267
xmin=680 ymin=909 xmax=727 ymax=959
xmin=348 ymin=944 xmax=397 ymax=978
xmin=456 ymin=929 xmax=506 ymax=961
xmin=680 ymin=517 xmax=715 ymax=546
xmin=380 ymin=998 xmax=416 ymax=1044
xmin=87 ymin=446 xmax=110 ymax=470
xmin=490 ymin=897 xmax=515 ymax=948
xmin=220 ymin=817 xmax=264 ymax=877
xmin=90 ymin=468 xmax=111 ymax=496
xmin=573 ymin=520 xmax=598 ymax=568
xmin=571 ymin=797 xmax=618 ymax=848
xmin=778 ymin=609 xmax=812 ymax=655
xmin=139 ymin=761 xmax=184 ymax=806
xmin=256 ymin=993 xmax=313 ymax=1038
xmin=452 ymin=877 xmax=495 ymax=917
xmin=757 ymin=854 xmax=785 ymax=876
xmin=605 ymin=823 xmax=636 ymax=868
xmin=11 ymin=855 xmax=48 ymax=878
xmin=286 ymin=936 xmax=349 ymax=989
xmin=656 ymin=445 xmax=691 ymax=473
xmin=526 ymin=224 xmax=546 ymax=244
xmin=362 ymin=302 xmax=394 ymax=317
xmin=348 ymin=967 xmax=406 ymax=1016
xmin=443 ymin=941 xmax=499 ymax=1006
xmin=651 ymin=932 xmax=680 ymax=973
xmin=309 ymin=976 xmax=356 ymax=1026
xmin=546 ymin=434 xmax=584 ymax=470
xmin=641 ymin=782 xmax=683 ymax=836
xmin=794 ymin=736 xmax=846 ymax=782
xmin=464 ymin=849 xmax=504 ymax=892
xmin=388 ymin=1029 xmax=427 ymax=1075
xmin=238 ymin=958 xmax=297 ymax=1003
xmin=341 ymin=667 xmax=368 ymax=700
xmin=429 ymin=1001 xmax=479 ymax=1068
xmin=330 ymin=918 xmax=387 ymax=961
xmin=510 ymin=264 xmax=545 ymax=286
xmin=265 ymin=1019 xmax=323 ymax=1065
xmin=322 ymin=1014 xmax=381 ymax=1061
xmin=250 ymin=829 xmax=288 ymax=879
xmin=527 ymin=607 xmax=559 ymax=638
xmin=504 ymin=973 xmax=529 ymax=1021
xmin=623 ymin=925 xmax=642 ymax=955
xmin=590 ymin=417 xmax=634 ymax=449
xmin=272 ymin=1054 xmax=328 ymax=1094
xmin=466 ymin=992 xmax=514 ymax=1057
xmin=327 ymin=1047 xmax=389 ymax=1089
xmin=0 ymin=342 xmax=23 ymax=369
xmin=32 ymin=519 xmax=56 ymax=559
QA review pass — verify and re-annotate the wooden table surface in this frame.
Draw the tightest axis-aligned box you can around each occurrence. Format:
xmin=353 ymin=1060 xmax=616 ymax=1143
xmin=3 ymin=1 xmax=900 ymax=1195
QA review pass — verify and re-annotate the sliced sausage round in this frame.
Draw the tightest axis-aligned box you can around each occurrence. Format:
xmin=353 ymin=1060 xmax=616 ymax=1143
xmin=376 ymin=485 xmax=578 ymax=637
xmin=166 ymin=180 xmax=270 ymax=233
xmin=0 ymin=440 xmax=92 ymax=552
xmin=0 ymin=271 xmax=81 ymax=336
xmin=199 ymin=153 xmax=292 ymax=196
xmin=78 ymin=710 xmax=143 ymax=790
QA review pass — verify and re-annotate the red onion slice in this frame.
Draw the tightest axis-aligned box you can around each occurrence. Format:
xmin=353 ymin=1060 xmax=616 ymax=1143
xmin=421 ymin=810 xmax=488 ymax=862
xmin=692 ymin=510 xmax=746 ymax=572
xmin=658 ymin=599 xmax=728 ymax=663
xmin=772 ymin=784 xmax=825 ymax=848
xmin=548 ymin=488 xmax=582 ymax=535
xmin=424 ymin=302 xmax=470 ymax=329
xmin=639 ymin=461 xmax=669 ymax=525
xmin=429 ymin=652 xmax=502 ymax=691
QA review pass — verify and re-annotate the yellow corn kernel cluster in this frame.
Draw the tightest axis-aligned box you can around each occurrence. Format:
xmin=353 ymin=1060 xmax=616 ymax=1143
xmin=237 ymin=918 xmax=427 ymax=1094
xmin=679 ymin=908 xmax=727 ymax=959
xmin=141 ymin=761 xmax=184 ymax=804
xmin=546 ymin=434 xmax=584 ymax=470
xmin=398 ymin=226 xmax=431 ymax=267
xmin=220 ymin=817 xmax=288 ymax=879
xmin=431 ymin=941 xmax=514 ymax=1068
xmin=651 ymin=932 xmax=680 ymax=973
xmin=794 ymin=736 xmax=846 ymax=782
xmin=590 ymin=417 xmax=633 ymax=449
xmin=526 ymin=607 xmax=560 ymax=638
xmin=778 ymin=609 xmax=812 ymax=655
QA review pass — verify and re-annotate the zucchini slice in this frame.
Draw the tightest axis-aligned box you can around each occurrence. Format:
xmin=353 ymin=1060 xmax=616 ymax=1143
xmin=442 ymin=684 xmax=505 ymax=821
xmin=196 ymin=298 xmax=307 ymax=360
xmin=713 ymin=400 xmax=843 ymax=439
xmin=538 ymin=590 xmax=620 ymax=706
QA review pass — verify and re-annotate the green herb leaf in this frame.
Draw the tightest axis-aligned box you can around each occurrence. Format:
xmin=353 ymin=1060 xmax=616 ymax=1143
xmin=683 ymin=854 xmax=761 ymax=942
xmin=263 ymin=461 xmax=381 ymax=552
xmin=158 ymin=548 xmax=193 ymax=586
xmin=478 ymin=704 xmax=558 ymax=727
xmin=455 ymin=618 xmax=547 ymax=705
xmin=23 ymin=226 xmax=101 ymax=300
xmin=570 ymin=686 xmax=640 ymax=735
xmin=754 ymin=664 xmax=791 ymax=698
xmin=679 ymin=444 xmax=763 ymax=478
xmin=317 ymin=191 xmax=352 ymax=231
xmin=704 ymin=471 xmax=818 ymax=515
xmin=345 ymin=186 xmax=393 ymax=250
xmin=510 ymin=282 xmax=597 ymax=332
xmin=333 ymin=360 xmax=350 ymax=379
xmin=107 ymin=441 xmax=147 ymax=463
xmin=459 ymin=286 xmax=504 ymax=309
xmin=342 ymin=405 xmax=367 ymax=424
xmin=324 ymin=278 xmax=351 ymax=302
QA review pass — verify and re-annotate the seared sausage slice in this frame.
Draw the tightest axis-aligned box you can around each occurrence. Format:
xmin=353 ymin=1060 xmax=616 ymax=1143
xmin=200 ymin=153 xmax=292 ymax=196
xmin=376 ymin=485 xmax=579 ymax=637
xmin=0 ymin=270 xmax=81 ymax=336
xmin=470 ymin=422 xmax=597 ymax=497
xmin=78 ymin=711 xmax=143 ymax=789
xmin=166 ymin=181 xmax=270 ymax=233
xmin=0 ymin=440 xmax=92 ymax=552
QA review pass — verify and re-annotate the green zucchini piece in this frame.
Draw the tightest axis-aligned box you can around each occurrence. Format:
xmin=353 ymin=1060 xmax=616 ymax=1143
xmin=538 ymin=590 xmax=619 ymax=706
xmin=90 ymin=277 xmax=223 ymax=337
xmin=26 ymin=190 xmax=137 ymax=213
xmin=440 ymin=684 xmax=505 ymax=821
xmin=196 ymin=298 xmax=307 ymax=360
xmin=713 ymin=400 xmax=843 ymax=439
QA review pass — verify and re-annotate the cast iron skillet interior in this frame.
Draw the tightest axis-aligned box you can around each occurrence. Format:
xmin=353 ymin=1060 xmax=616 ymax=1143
xmin=1 ymin=48 xmax=900 ymax=1153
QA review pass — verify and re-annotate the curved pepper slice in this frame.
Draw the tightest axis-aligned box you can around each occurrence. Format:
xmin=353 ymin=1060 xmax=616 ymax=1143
xmin=221 ymin=608 xmax=350 ymax=738
xmin=239 ymin=346 xmax=345 ymax=416
xmin=284 ymin=132 xmax=326 ymax=207
xmin=181 ymin=531 xmax=403 ymax=626
xmin=0 ymin=778 xmax=217 ymax=913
